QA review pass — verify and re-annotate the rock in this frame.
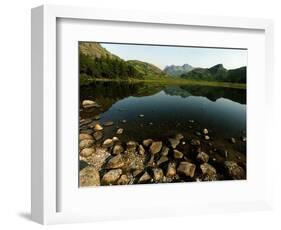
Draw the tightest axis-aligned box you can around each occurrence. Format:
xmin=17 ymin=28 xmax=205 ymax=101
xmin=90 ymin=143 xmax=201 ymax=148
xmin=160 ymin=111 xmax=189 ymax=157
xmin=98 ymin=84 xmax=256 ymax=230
xmin=177 ymin=162 xmax=196 ymax=178
xmin=169 ymin=138 xmax=180 ymax=149
xmin=112 ymin=145 xmax=124 ymax=155
xmin=117 ymin=174 xmax=130 ymax=185
xmin=230 ymin=137 xmax=236 ymax=144
xmin=203 ymin=128 xmax=208 ymax=135
xmin=94 ymin=124 xmax=103 ymax=131
xmin=188 ymin=120 xmax=195 ymax=123
xmin=200 ymin=163 xmax=217 ymax=179
xmin=161 ymin=146 xmax=170 ymax=156
xmin=101 ymin=169 xmax=122 ymax=185
xmin=104 ymin=121 xmax=114 ymax=127
xmin=175 ymin=133 xmax=184 ymax=140
xmin=112 ymin=136 xmax=119 ymax=142
xmin=224 ymin=161 xmax=246 ymax=180
xmin=182 ymin=141 xmax=186 ymax=145
xmin=173 ymin=149 xmax=184 ymax=159
xmin=138 ymin=172 xmax=151 ymax=184
xmin=242 ymin=136 xmax=247 ymax=142
xmin=86 ymin=147 xmax=111 ymax=170
xmin=204 ymin=135 xmax=210 ymax=140
xmin=80 ymin=118 xmax=93 ymax=126
xmin=133 ymin=169 xmax=143 ymax=177
xmin=190 ymin=139 xmax=200 ymax=146
xmin=116 ymin=128 xmax=123 ymax=135
xmin=121 ymin=119 xmax=127 ymax=123
xmin=139 ymin=114 xmax=144 ymax=118
xmin=150 ymin=141 xmax=162 ymax=154
xmin=82 ymin=100 xmax=100 ymax=109
xmin=106 ymin=155 xmax=124 ymax=169
xmin=196 ymin=151 xmax=209 ymax=163
xmin=157 ymin=156 xmax=169 ymax=165
xmin=166 ymin=162 xmax=177 ymax=178
xmin=143 ymin=139 xmax=153 ymax=147
xmin=80 ymin=166 xmax=100 ymax=186
xmin=195 ymin=131 xmax=201 ymax=136
xmin=80 ymin=129 xmax=94 ymax=135
xmin=126 ymin=141 xmax=138 ymax=150
xmin=79 ymin=133 xmax=93 ymax=141
xmin=138 ymin=144 xmax=145 ymax=155
xmin=93 ymin=131 xmax=103 ymax=141
xmin=93 ymin=115 xmax=101 ymax=120
xmin=153 ymin=168 xmax=164 ymax=182
xmin=149 ymin=122 xmax=153 ymax=125
xmin=102 ymin=139 xmax=114 ymax=148
xmin=79 ymin=139 xmax=94 ymax=150
xmin=80 ymin=147 xmax=95 ymax=157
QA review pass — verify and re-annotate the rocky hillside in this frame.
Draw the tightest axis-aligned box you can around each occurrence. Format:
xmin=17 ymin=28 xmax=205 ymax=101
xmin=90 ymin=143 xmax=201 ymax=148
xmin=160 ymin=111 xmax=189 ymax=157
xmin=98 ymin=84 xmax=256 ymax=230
xmin=164 ymin=64 xmax=194 ymax=77
xmin=181 ymin=64 xmax=246 ymax=83
xmin=79 ymin=42 xmax=119 ymax=59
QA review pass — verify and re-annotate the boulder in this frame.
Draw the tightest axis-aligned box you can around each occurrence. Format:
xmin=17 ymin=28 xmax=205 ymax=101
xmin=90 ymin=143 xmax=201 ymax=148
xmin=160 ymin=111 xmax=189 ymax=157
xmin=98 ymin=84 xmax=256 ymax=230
xmin=196 ymin=151 xmax=209 ymax=163
xmin=80 ymin=166 xmax=100 ymax=187
xmin=166 ymin=162 xmax=177 ymax=178
xmin=112 ymin=145 xmax=124 ymax=155
xmin=94 ymin=124 xmax=103 ymax=131
xmin=101 ymin=169 xmax=122 ymax=185
xmin=138 ymin=172 xmax=151 ymax=184
xmin=152 ymin=168 xmax=164 ymax=182
xmin=80 ymin=147 xmax=95 ymax=157
xmin=79 ymin=139 xmax=94 ymax=150
xmin=224 ymin=161 xmax=246 ymax=180
xmin=173 ymin=149 xmax=184 ymax=159
xmin=102 ymin=139 xmax=114 ymax=148
xmin=106 ymin=155 xmax=124 ymax=169
xmin=150 ymin=141 xmax=162 ymax=154
xmin=93 ymin=131 xmax=103 ymax=141
xmin=143 ymin=139 xmax=153 ymax=147
xmin=177 ymin=162 xmax=196 ymax=178
xmin=79 ymin=133 xmax=93 ymax=141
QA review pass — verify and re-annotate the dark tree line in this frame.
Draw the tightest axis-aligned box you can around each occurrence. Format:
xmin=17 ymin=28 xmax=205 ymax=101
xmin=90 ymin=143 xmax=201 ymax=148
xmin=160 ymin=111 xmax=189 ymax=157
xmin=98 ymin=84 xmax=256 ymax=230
xmin=79 ymin=53 xmax=143 ymax=80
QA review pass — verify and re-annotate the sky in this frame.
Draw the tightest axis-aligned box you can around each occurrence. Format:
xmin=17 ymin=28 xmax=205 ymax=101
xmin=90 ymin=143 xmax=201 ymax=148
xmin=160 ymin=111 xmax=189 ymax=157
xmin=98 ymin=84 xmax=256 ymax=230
xmin=101 ymin=43 xmax=247 ymax=70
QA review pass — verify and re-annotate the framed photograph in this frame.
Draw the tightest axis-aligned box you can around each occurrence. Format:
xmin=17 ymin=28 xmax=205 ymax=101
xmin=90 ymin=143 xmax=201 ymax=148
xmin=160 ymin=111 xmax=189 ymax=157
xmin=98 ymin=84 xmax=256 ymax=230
xmin=31 ymin=5 xmax=274 ymax=225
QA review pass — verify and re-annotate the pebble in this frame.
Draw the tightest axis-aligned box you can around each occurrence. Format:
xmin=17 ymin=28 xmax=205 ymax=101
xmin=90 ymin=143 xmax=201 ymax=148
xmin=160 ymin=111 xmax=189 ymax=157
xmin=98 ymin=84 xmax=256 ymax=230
xmin=102 ymin=139 xmax=114 ymax=148
xmin=94 ymin=124 xmax=103 ymax=131
xmin=150 ymin=141 xmax=163 ymax=154
xmin=101 ymin=169 xmax=122 ymax=185
xmin=112 ymin=145 xmax=124 ymax=155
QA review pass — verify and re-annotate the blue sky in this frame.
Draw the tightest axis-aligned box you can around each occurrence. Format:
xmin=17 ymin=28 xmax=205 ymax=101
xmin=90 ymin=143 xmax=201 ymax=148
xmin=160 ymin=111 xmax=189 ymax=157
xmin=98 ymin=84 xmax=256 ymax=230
xmin=101 ymin=43 xmax=247 ymax=70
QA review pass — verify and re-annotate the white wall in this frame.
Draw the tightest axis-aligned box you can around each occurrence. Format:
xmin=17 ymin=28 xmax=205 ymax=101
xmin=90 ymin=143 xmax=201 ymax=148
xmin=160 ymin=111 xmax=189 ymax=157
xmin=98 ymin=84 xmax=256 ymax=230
xmin=0 ymin=0 xmax=280 ymax=229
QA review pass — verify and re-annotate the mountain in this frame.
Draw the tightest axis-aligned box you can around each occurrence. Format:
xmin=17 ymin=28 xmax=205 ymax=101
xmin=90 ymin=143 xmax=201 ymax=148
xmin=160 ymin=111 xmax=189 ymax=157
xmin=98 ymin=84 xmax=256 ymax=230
xmin=164 ymin=64 xmax=194 ymax=77
xmin=180 ymin=64 xmax=246 ymax=83
xmin=79 ymin=42 xmax=168 ymax=82
xmin=127 ymin=60 xmax=168 ymax=79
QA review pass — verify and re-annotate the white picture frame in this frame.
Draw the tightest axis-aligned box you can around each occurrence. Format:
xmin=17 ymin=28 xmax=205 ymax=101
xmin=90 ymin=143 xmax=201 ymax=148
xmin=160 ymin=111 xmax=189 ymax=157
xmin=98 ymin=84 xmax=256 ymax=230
xmin=31 ymin=4 xmax=274 ymax=225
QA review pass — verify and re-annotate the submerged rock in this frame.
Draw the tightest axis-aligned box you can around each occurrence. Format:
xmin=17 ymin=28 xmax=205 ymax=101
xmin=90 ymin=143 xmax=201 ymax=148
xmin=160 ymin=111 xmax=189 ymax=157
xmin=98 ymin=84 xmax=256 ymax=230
xmin=203 ymin=128 xmax=208 ymax=135
xmin=94 ymin=124 xmax=103 ymax=131
xmin=188 ymin=120 xmax=195 ymax=123
xmin=101 ymin=169 xmax=122 ymax=185
xmin=153 ymin=168 xmax=164 ymax=182
xmin=224 ymin=161 xmax=246 ymax=180
xmin=93 ymin=115 xmax=101 ymax=120
xmin=79 ymin=133 xmax=93 ymax=141
xmin=177 ymin=162 xmax=196 ymax=178
xmin=150 ymin=141 xmax=162 ymax=154
xmin=80 ymin=166 xmax=100 ymax=187
xmin=230 ymin=137 xmax=236 ymax=144
xmin=139 ymin=114 xmax=145 ymax=118
xmin=112 ymin=145 xmax=124 ymax=155
xmin=93 ymin=131 xmax=103 ymax=141
xmin=106 ymin=154 xmax=124 ymax=169
xmin=143 ymin=139 xmax=153 ymax=147
xmin=196 ymin=151 xmax=209 ymax=163
xmin=190 ymin=139 xmax=200 ymax=146
xmin=204 ymin=135 xmax=210 ymax=140
xmin=195 ymin=131 xmax=201 ymax=136
xmin=104 ymin=121 xmax=114 ymax=127
xmin=173 ymin=149 xmax=184 ymax=159
xmin=175 ymin=133 xmax=184 ymax=140
xmin=242 ymin=136 xmax=247 ymax=142
xmin=121 ymin=119 xmax=127 ymax=124
xmin=80 ymin=147 xmax=95 ymax=157
xmin=102 ymin=139 xmax=114 ymax=148
xmin=79 ymin=139 xmax=94 ymax=150
xmin=116 ymin=128 xmax=123 ymax=135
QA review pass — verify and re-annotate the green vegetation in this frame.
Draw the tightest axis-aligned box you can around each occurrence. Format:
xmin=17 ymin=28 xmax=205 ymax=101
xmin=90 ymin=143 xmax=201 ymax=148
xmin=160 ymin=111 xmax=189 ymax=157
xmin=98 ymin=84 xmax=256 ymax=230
xmin=181 ymin=64 xmax=246 ymax=83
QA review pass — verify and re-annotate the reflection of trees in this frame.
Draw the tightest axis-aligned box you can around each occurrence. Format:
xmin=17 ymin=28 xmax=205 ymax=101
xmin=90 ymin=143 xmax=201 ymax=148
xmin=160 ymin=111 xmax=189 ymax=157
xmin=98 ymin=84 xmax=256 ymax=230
xmin=80 ymin=81 xmax=246 ymax=118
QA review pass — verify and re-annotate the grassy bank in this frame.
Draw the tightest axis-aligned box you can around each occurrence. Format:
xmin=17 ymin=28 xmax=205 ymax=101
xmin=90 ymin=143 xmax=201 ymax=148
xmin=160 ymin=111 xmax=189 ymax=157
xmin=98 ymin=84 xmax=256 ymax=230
xmin=81 ymin=77 xmax=246 ymax=89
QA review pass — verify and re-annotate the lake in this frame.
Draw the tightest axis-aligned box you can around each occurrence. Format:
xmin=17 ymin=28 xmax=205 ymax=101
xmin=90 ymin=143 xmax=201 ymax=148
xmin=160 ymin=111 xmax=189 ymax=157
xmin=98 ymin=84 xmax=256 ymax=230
xmin=79 ymin=81 xmax=246 ymax=183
